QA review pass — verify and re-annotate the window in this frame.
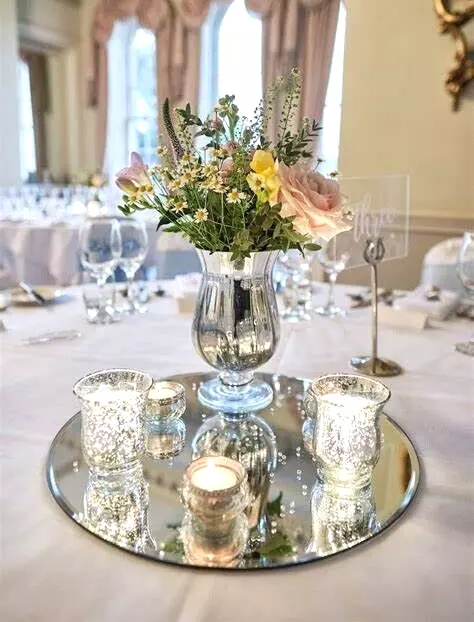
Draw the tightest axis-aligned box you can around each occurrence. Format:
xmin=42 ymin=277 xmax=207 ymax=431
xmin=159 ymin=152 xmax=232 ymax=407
xmin=126 ymin=27 xmax=157 ymax=163
xmin=18 ymin=59 xmax=36 ymax=181
xmin=200 ymin=0 xmax=262 ymax=120
xmin=106 ymin=20 xmax=157 ymax=179
xmin=318 ymin=3 xmax=347 ymax=175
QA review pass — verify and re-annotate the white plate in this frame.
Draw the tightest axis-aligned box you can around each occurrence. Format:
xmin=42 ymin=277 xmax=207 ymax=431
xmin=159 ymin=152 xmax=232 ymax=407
xmin=9 ymin=286 xmax=72 ymax=306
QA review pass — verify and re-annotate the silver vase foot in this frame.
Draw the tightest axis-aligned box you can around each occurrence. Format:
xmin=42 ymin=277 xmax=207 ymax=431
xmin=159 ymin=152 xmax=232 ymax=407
xmin=197 ymin=376 xmax=274 ymax=413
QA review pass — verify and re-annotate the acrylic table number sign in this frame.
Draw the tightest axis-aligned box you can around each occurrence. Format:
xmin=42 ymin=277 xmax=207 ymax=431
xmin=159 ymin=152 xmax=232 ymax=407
xmin=335 ymin=175 xmax=410 ymax=376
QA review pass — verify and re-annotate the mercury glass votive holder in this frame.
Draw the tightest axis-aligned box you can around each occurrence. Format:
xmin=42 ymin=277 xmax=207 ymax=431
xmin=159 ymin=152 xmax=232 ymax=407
xmin=145 ymin=381 xmax=186 ymax=459
xmin=304 ymin=374 xmax=391 ymax=488
xmin=181 ymin=456 xmax=250 ymax=566
xmin=74 ymin=368 xmax=153 ymax=475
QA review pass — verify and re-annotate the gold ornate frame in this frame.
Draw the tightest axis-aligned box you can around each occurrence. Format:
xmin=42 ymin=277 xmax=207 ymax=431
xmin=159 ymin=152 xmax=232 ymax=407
xmin=433 ymin=0 xmax=474 ymax=110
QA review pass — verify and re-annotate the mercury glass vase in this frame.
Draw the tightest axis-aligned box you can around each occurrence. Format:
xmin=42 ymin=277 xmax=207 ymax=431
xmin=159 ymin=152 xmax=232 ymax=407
xmin=303 ymin=374 xmax=391 ymax=489
xmin=192 ymin=250 xmax=280 ymax=413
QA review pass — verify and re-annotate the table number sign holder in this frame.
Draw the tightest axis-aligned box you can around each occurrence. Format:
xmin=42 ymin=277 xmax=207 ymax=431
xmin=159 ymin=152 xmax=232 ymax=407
xmin=336 ymin=175 xmax=409 ymax=377
xmin=350 ymin=237 xmax=403 ymax=376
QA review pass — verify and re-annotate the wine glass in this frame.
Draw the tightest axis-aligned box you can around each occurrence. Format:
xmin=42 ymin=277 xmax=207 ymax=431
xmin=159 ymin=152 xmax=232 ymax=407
xmin=278 ymin=250 xmax=313 ymax=322
xmin=79 ymin=217 xmax=122 ymax=324
xmin=314 ymin=232 xmax=352 ymax=317
xmin=455 ymin=232 xmax=474 ymax=356
xmin=118 ymin=218 xmax=149 ymax=314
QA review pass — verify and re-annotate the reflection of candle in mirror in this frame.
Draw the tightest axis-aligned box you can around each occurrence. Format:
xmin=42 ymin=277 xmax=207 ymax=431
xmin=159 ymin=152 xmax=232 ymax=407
xmin=190 ymin=462 xmax=238 ymax=491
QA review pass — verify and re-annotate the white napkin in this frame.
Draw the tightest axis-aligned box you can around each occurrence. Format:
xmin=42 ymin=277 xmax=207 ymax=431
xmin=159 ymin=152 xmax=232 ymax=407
xmin=173 ymin=273 xmax=202 ymax=314
xmin=378 ymin=306 xmax=429 ymax=331
xmin=394 ymin=286 xmax=460 ymax=321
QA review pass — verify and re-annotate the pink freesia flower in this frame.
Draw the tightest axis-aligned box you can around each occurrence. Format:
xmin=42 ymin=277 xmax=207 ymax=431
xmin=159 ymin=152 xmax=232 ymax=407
xmin=278 ymin=162 xmax=350 ymax=241
xmin=220 ymin=157 xmax=234 ymax=180
xmin=115 ymin=152 xmax=152 ymax=196
xmin=223 ymin=141 xmax=238 ymax=154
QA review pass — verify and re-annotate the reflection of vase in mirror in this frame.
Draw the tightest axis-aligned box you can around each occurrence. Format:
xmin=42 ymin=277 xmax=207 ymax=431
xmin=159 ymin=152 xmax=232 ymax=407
xmin=192 ymin=251 xmax=280 ymax=413
xmin=82 ymin=467 xmax=156 ymax=552
xmin=307 ymin=481 xmax=379 ymax=556
xmin=191 ymin=412 xmax=277 ymax=547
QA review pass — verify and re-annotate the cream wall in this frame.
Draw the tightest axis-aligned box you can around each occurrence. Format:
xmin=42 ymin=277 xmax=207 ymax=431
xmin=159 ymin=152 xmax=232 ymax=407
xmin=338 ymin=0 xmax=474 ymax=289
xmin=340 ymin=0 xmax=474 ymax=220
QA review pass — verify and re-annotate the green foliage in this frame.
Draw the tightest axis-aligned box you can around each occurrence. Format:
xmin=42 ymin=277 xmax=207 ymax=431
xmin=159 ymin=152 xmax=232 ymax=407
xmin=118 ymin=69 xmax=336 ymax=261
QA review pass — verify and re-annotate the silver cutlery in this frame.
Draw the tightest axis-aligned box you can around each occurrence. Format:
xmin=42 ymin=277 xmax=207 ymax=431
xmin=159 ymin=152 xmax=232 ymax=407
xmin=18 ymin=281 xmax=47 ymax=305
xmin=23 ymin=330 xmax=82 ymax=345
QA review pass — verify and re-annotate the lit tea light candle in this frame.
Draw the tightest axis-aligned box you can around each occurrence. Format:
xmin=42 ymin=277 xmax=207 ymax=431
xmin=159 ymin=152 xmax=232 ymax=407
xmin=181 ymin=456 xmax=249 ymax=566
xmin=146 ymin=381 xmax=186 ymax=422
xmin=190 ymin=460 xmax=238 ymax=491
xmin=148 ymin=385 xmax=177 ymax=401
xmin=322 ymin=394 xmax=373 ymax=412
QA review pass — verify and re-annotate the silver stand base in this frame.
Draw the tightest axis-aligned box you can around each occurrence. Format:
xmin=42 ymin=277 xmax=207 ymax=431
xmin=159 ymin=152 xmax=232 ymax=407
xmin=350 ymin=356 xmax=403 ymax=377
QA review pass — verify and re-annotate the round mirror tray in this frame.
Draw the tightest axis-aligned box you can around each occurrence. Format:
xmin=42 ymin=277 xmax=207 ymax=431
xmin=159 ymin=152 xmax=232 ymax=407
xmin=46 ymin=372 xmax=420 ymax=571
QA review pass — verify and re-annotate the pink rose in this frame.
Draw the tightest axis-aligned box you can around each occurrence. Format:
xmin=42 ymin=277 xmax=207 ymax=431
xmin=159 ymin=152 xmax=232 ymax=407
xmin=278 ymin=162 xmax=350 ymax=241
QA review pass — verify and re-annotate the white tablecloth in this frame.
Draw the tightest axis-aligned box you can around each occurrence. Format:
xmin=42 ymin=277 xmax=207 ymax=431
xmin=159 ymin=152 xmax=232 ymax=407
xmin=1 ymin=285 xmax=473 ymax=622
xmin=0 ymin=221 xmax=200 ymax=286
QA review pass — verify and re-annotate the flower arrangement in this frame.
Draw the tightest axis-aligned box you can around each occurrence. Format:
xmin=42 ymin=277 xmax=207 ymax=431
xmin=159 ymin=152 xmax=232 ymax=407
xmin=116 ymin=70 xmax=350 ymax=260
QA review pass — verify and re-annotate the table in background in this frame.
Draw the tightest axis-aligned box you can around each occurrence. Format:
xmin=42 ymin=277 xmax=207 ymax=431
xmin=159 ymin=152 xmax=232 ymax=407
xmin=0 ymin=220 xmax=200 ymax=287
xmin=1 ymin=284 xmax=473 ymax=622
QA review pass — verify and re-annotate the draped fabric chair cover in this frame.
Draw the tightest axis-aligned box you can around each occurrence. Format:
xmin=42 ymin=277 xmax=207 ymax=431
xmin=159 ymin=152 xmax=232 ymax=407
xmin=89 ymin=0 xmax=341 ymax=168
xmin=420 ymin=237 xmax=467 ymax=293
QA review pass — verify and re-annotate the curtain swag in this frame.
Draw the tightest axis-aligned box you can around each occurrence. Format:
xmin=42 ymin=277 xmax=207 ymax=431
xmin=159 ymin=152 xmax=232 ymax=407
xmin=89 ymin=0 xmax=340 ymax=168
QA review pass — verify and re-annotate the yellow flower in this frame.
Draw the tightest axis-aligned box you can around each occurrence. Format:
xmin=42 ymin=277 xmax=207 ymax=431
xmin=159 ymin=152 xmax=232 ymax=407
xmin=156 ymin=145 xmax=168 ymax=157
xmin=247 ymin=150 xmax=281 ymax=205
xmin=250 ymin=150 xmax=275 ymax=175
xmin=195 ymin=208 xmax=208 ymax=222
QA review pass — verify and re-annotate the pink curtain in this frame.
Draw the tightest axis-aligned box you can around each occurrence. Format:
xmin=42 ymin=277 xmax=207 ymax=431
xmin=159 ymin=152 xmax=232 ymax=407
xmin=89 ymin=0 xmax=212 ymax=170
xmin=89 ymin=0 xmax=340 ymax=168
xmin=246 ymin=0 xmax=340 ymax=140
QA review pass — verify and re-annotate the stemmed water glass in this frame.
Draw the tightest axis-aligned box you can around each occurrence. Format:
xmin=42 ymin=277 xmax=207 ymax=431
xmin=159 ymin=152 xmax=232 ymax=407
xmin=79 ymin=217 xmax=122 ymax=324
xmin=118 ymin=218 xmax=149 ymax=314
xmin=278 ymin=250 xmax=313 ymax=322
xmin=455 ymin=231 xmax=474 ymax=355
xmin=314 ymin=232 xmax=352 ymax=317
